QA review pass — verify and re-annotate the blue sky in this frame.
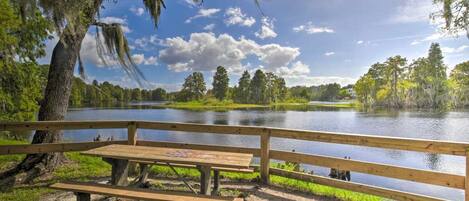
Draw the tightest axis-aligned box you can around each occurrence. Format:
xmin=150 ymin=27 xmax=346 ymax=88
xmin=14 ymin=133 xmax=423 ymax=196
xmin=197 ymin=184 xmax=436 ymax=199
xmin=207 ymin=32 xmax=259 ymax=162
xmin=40 ymin=0 xmax=468 ymax=91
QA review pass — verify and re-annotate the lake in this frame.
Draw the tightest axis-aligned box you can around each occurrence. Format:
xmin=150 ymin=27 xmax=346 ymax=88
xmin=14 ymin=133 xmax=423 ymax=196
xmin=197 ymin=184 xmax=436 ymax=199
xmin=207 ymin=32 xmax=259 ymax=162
xmin=60 ymin=104 xmax=469 ymax=200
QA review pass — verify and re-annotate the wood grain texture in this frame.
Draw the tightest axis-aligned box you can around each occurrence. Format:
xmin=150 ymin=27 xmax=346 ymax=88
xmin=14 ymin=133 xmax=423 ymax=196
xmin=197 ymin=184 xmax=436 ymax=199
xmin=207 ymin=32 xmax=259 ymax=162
xmin=260 ymin=132 xmax=270 ymax=184
xmin=0 ymin=140 xmax=127 ymax=155
xmin=50 ymin=182 xmax=242 ymax=201
xmin=133 ymin=160 xmax=254 ymax=173
xmin=270 ymin=168 xmax=445 ymax=201
xmin=270 ymin=150 xmax=465 ymax=189
xmin=81 ymin=144 xmax=253 ymax=169
xmin=2 ymin=120 xmax=468 ymax=155
xmin=137 ymin=140 xmax=260 ymax=157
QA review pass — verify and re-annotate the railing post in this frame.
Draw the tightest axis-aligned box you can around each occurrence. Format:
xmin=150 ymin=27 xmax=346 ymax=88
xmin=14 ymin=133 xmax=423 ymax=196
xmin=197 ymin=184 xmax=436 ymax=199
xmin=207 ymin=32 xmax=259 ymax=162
xmin=464 ymin=148 xmax=469 ymax=201
xmin=127 ymin=121 xmax=137 ymax=145
xmin=260 ymin=129 xmax=270 ymax=184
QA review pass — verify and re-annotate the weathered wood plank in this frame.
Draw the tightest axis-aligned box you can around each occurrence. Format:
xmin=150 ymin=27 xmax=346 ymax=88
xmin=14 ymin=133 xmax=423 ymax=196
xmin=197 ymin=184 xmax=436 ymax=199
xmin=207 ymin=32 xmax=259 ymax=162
xmin=260 ymin=132 xmax=270 ymax=184
xmin=50 ymin=182 xmax=242 ymax=201
xmin=270 ymin=150 xmax=465 ymax=189
xmin=2 ymin=121 xmax=469 ymax=156
xmin=132 ymin=160 xmax=254 ymax=173
xmin=82 ymin=144 xmax=253 ymax=169
xmin=137 ymin=121 xmax=264 ymax=136
xmin=0 ymin=121 xmax=129 ymax=131
xmin=127 ymin=122 xmax=137 ymax=145
xmin=0 ymin=141 xmax=127 ymax=155
xmin=466 ymin=150 xmax=469 ymax=201
xmin=198 ymin=165 xmax=212 ymax=195
xmin=269 ymin=168 xmax=445 ymax=201
xmin=269 ymin=128 xmax=469 ymax=156
xmin=137 ymin=140 xmax=260 ymax=157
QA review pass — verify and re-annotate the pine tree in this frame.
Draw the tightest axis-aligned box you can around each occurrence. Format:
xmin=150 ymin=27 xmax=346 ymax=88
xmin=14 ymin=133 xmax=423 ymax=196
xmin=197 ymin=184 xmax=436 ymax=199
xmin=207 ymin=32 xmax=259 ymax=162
xmin=249 ymin=70 xmax=267 ymax=104
xmin=212 ymin=66 xmax=229 ymax=100
xmin=235 ymin=71 xmax=251 ymax=103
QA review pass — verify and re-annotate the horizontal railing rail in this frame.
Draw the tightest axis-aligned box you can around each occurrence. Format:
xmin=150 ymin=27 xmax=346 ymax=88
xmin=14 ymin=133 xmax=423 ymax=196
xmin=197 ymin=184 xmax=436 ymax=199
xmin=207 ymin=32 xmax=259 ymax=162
xmin=0 ymin=120 xmax=467 ymax=201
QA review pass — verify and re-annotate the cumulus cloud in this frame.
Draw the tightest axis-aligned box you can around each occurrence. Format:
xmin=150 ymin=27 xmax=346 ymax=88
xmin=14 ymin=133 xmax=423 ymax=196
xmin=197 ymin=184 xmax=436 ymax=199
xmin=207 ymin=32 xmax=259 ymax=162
xmin=224 ymin=7 xmax=256 ymax=27
xmin=80 ymin=33 xmax=157 ymax=68
xmin=356 ymin=40 xmax=364 ymax=44
xmin=130 ymin=7 xmax=145 ymax=16
xmin=134 ymin=35 xmax=164 ymax=50
xmin=132 ymin=54 xmax=158 ymax=65
xmin=185 ymin=8 xmax=220 ymax=23
xmin=98 ymin=17 xmax=131 ymax=33
xmin=80 ymin=33 xmax=115 ymax=67
xmin=441 ymin=45 xmax=469 ymax=54
xmin=109 ymin=76 xmax=180 ymax=91
xmin=132 ymin=54 xmax=145 ymax=65
xmin=293 ymin=22 xmax=334 ymax=34
xmin=324 ymin=52 xmax=335 ymax=56
xmin=255 ymin=17 xmax=277 ymax=39
xmin=276 ymin=61 xmax=310 ymax=76
xmin=158 ymin=32 xmax=302 ymax=74
xmin=203 ymin=23 xmax=215 ymax=31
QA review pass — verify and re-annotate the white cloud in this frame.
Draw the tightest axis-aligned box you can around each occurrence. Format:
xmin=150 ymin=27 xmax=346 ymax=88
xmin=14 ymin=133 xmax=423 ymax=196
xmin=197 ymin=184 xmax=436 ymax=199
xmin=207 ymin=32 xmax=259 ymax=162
xmin=224 ymin=7 xmax=256 ymax=27
xmin=185 ymin=8 xmax=220 ymax=23
xmin=203 ymin=23 xmax=215 ymax=31
xmin=158 ymin=32 xmax=302 ymax=74
xmin=277 ymin=61 xmax=310 ymax=76
xmin=356 ymin=40 xmax=364 ymax=44
xmin=441 ymin=45 xmax=469 ymax=54
xmin=98 ymin=17 xmax=131 ymax=33
xmin=410 ymin=40 xmax=420 ymax=45
xmin=108 ymin=76 xmax=180 ymax=91
xmin=324 ymin=52 xmax=335 ymax=56
xmin=293 ymin=22 xmax=334 ymax=34
xmin=132 ymin=54 xmax=158 ymax=65
xmin=134 ymin=35 xmax=164 ymax=50
xmin=144 ymin=56 xmax=158 ymax=65
xmin=80 ymin=33 xmax=117 ymax=67
xmin=390 ymin=0 xmax=438 ymax=24
xmin=132 ymin=54 xmax=145 ymax=64
xmin=130 ymin=7 xmax=145 ymax=16
xmin=255 ymin=17 xmax=277 ymax=39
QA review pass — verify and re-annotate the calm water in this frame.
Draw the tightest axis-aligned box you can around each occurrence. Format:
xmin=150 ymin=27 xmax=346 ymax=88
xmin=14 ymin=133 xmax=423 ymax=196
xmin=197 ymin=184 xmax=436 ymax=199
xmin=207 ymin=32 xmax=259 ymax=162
xmin=60 ymin=105 xmax=469 ymax=200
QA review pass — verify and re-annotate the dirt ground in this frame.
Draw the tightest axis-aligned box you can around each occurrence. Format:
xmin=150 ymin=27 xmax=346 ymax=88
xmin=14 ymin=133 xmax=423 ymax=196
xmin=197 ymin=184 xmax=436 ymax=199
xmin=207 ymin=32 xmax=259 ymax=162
xmin=40 ymin=178 xmax=337 ymax=201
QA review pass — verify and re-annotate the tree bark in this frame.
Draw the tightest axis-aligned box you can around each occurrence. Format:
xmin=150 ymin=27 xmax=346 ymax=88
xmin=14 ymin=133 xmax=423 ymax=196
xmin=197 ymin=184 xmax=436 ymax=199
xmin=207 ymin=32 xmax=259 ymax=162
xmin=0 ymin=0 xmax=102 ymax=190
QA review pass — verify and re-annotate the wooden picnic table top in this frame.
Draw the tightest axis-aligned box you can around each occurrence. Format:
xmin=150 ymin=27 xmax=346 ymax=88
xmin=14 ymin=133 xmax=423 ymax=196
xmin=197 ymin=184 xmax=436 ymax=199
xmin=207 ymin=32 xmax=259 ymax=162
xmin=81 ymin=144 xmax=253 ymax=169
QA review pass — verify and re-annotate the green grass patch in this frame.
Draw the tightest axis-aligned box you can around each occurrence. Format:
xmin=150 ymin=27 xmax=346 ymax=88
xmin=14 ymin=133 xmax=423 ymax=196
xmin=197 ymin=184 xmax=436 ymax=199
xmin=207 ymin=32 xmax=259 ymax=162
xmin=0 ymin=139 xmax=380 ymax=201
xmin=165 ymin=99 xmax=265 ymax=110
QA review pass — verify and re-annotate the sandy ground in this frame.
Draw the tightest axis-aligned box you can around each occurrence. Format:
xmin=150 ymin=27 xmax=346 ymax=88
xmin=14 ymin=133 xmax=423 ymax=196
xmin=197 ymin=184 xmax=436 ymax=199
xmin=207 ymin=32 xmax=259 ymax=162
xmin=40 ymin=177 xmax=337 ymax=201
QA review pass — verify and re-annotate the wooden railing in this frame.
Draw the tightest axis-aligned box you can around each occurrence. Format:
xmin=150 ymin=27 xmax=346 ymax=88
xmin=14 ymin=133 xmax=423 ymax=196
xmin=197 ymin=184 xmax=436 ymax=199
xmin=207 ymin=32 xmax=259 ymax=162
xmin=1 ymin=120 xmax=468 ymax=201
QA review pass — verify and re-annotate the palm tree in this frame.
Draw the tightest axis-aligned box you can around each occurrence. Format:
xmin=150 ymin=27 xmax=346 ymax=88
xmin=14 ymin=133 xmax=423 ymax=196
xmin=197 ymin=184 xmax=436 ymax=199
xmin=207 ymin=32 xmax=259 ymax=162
xmin=0 ymin=0 xmax=169 ymax=187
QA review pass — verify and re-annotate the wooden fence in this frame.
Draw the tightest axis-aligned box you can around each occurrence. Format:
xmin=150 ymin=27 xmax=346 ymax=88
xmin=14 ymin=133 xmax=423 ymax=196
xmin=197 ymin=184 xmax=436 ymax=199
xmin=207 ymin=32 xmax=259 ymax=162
xmin=1 ymin=120 xmax=468 ymax=201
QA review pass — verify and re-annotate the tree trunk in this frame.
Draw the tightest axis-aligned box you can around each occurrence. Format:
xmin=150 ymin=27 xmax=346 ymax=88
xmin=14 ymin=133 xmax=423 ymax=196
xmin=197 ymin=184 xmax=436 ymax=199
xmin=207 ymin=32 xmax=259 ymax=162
xmin=0 ymin=0 xmax=102 ymax=190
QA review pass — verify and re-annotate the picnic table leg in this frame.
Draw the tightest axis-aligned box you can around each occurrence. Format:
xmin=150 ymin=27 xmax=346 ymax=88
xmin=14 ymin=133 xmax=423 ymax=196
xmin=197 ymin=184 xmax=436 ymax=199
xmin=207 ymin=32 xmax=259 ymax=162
xmin=197 ymin=165 xmax=212 ymax=195
xmin=213 ymin=170 xmax=220 ymax=194
xmin=103 ymin=157 xmax=129 ymax=186
xmin=75 ymin=192 xmax=90 ymax=201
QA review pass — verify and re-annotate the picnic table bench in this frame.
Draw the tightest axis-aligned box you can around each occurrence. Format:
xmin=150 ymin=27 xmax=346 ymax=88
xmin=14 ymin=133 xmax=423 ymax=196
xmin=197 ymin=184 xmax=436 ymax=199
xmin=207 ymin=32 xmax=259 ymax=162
xmin=50 ymin=144 xmax=253 ymax=201
xmin=50 ymin=182 xmax=243 ymax=201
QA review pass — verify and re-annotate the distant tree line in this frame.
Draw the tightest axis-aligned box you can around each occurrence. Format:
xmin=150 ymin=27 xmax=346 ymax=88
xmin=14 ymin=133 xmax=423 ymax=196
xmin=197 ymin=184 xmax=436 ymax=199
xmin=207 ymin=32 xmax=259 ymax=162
xmin=172 ymin=66 xmax=289 ymax=105
xmin=69 ymin=78 xmax=167 ymax=106
xmin=288 ymin=84 xmax=354 ymax=102
xmin=354 ymin=43 xmax=469 ymax=109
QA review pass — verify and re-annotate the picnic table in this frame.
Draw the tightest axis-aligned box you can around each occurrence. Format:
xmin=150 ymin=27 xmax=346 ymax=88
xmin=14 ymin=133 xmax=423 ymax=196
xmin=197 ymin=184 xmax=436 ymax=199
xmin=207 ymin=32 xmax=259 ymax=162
xmin=81 ymin=144 xmax=253 ymax=195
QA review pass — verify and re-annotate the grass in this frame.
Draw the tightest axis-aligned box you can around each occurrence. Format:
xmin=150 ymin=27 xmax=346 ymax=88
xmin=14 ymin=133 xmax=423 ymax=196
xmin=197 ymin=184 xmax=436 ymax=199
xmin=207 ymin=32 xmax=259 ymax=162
xmin=165 ymin=99 xmax=265 ymax=110
xmin=0 ymin=138 xmax=381 ymax=201
xmin=308 ymin=102 xmax=356 ymax=108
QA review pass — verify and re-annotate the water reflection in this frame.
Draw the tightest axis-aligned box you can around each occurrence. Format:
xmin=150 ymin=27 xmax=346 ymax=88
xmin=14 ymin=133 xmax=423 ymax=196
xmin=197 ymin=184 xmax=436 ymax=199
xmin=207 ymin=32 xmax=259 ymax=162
xmin=15 ymin=105 xmax=469 ymax=200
